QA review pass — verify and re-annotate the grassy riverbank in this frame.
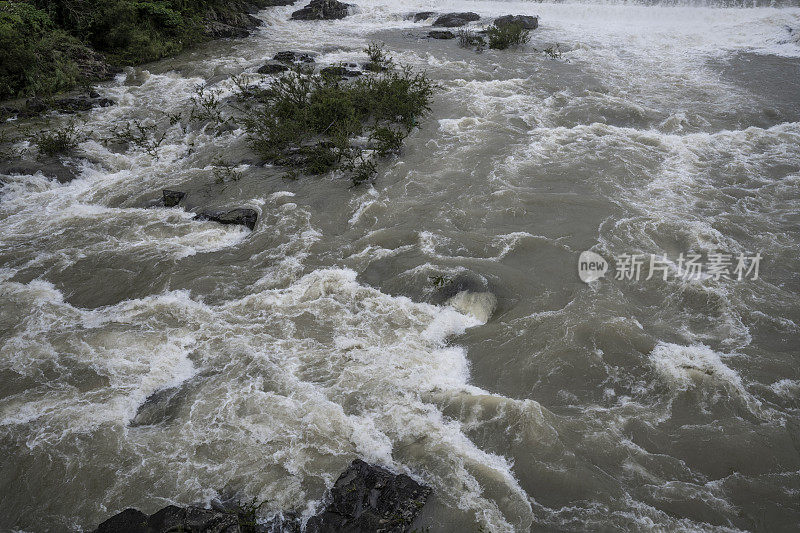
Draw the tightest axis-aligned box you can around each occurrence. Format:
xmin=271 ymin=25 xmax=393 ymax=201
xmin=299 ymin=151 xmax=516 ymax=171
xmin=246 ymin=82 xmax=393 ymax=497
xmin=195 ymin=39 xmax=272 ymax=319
xmin=0 ymin=0 xmax=284 ymax=100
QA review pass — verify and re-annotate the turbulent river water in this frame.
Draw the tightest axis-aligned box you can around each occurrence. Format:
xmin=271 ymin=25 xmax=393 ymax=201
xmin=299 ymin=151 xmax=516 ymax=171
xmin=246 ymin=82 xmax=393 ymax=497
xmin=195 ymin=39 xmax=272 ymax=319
xmin=2 ymin=0 xmax=800 ymax=531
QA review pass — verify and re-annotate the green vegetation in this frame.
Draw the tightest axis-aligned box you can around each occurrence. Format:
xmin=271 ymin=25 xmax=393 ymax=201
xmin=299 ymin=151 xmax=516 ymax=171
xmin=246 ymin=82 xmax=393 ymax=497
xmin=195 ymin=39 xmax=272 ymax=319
xmin=242 ymin=45 xmax=437 ymax=185
xmin=486 ymin=22 xmax=530 ymax=50
xmin=456 ymin=28 xmax=485 ymax=50
xmin=1 ymin=0 xmax=269 ymax=100
xmin=34 ymin=120 xmax=80 ymax=156
xmin=0 ymin=2 xmax=89 ymax=99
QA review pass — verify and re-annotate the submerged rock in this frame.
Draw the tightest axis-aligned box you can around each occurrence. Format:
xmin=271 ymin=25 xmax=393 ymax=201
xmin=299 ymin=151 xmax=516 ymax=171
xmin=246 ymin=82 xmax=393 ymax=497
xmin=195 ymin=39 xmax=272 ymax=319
xmin=194 ymin=208 xmax=258 ymax=231
xmin=291 ymin=0 xmax=352 ymax=20
xmin=428 ymin=30 xmax=456 ymax=40
xmin=432 ymin=12 xmax=480 ymax=28
xmin=162 ymin=190 xmax=186 ymax=208
xmin=306 ymin=459 xmax=432 ymax=532
xmin=494 ymin=14 xmax=539 ymax=30
xmin=0 ymin=157 xmax=79 ymax=183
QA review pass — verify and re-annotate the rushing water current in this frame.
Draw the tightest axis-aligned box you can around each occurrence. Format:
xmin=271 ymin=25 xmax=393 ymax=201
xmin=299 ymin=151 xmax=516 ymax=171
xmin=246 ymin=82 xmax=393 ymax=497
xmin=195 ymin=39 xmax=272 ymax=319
xmin=2 ymin=1 xmax=800 ymax=531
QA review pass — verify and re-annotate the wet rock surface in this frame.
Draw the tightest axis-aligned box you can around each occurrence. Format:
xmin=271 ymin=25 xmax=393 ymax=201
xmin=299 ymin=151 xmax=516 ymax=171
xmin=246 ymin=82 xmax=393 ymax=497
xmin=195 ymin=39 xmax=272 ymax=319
xmin=494 ymin=14 xmax=539 ymax=30
xmin=432 ymin=12 xmax=480 ymax=28
xmin=194 ymin=208 xmax=259 ymax=231
xmin=257 ymin=61 xmax=290 ymax=75
xmin=410 ymin=11 xmax=436 ymax=22
xmin=273 ymin=51 xmax=316 ymax=64
xmin=94 ymin=460 xmax=431 ymax=533
xmin=291 ymin=0 xmax=352 ymax=21
xmin=305 ymin=460 xmax=432 ymax=533
xmin=0 ymin=157 xmax=80 ymax=184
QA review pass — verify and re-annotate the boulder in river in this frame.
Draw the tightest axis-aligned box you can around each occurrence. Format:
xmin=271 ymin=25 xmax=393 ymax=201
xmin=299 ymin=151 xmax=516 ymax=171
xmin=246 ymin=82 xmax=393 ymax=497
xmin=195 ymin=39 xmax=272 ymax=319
xmin=494 ymin=14 xmax=539 ymax=30
xmin=162 ymin=190 xmax=186 ymax=208
xmin=428 ymin=30 xmax=456 ymax=40
xmin=432 ymin=12 xmax=480 ymax=28
xmin=257 ymin=61 xmax=290 ymax=75
xmin=411 ymin=11 xmax=436 ymax=22
xmin=305 ymin=459 xmax=432 ymax=532
xmin=94 ymin=508 xmax=149 ymax=533
xmin=291 ymin=0 xmax=352 ymax=20
xmin=194 ymin=208 xmax=258 ymax=231
xmin=273 ymin=50 xmax=316 ymax=64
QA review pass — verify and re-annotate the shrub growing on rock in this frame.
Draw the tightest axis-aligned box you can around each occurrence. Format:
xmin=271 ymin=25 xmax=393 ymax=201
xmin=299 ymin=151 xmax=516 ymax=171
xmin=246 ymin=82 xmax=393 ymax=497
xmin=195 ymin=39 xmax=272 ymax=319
xmin=242 ymin=45 xmax=436 ymax=185
xmin=34 ymin=121 xmax=80 ymax=156
xmin=486 ymin=22 xmax=530 ymax=50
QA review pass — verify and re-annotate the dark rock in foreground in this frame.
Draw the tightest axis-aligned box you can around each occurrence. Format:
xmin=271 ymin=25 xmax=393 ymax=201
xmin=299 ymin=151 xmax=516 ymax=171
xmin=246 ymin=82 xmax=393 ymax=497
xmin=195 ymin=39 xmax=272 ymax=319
xmin=432 ymin=12 xmax=480 ymax=28
xmin=306 ymin=460 xmax=432 ymax=533
xmin=162 ymin=190 xmax=186 ymax=208
xmin=194 ymin=208 xmax=258 ymax=231
xmin=291 ymin=0 xmax=352 ymax=20
xmin=428 ymin=30 xmax=456 ymax=40
xmin=94 ymin=459 xmax=431 ymax=533
xmin=494 ymin=14 xmax=539 ymax=30
xmin=95 ymin=508 xmax=149 ymax=533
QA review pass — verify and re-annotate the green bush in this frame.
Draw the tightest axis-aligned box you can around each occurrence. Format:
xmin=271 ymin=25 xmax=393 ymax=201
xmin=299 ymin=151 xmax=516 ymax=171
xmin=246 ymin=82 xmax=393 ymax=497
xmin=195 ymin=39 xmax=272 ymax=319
xmin=486 ymin=22 xmax=530 ymax=50
xmin=0 ymin=2 xmax=85 ymax=99
xmin=34 ymin=121 xmax=80 ymax=156
xmin=242 ymin=46 xmax=436 ymax=185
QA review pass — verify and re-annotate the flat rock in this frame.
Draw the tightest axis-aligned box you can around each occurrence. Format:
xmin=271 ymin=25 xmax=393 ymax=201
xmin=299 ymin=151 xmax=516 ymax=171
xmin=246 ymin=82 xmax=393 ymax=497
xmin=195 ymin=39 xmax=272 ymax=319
xmin=194 ymin=208 xmax=258 ymax=230
xmin=291 ymin=0 xmax=352 ymax=20
xmin=306 ymin=459 xmax=432 ymax=533
xmin=428 ymin=30 xmax=455 ymax=40
xmin=432 ymin=12 xmax=480 ymax=28
xmin=494 ymin=14 xmax=539 ymax=30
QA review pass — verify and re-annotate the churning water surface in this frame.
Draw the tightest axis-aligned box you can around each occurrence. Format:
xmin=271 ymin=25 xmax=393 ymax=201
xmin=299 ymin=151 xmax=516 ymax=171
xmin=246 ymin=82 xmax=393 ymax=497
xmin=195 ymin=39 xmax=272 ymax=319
xmin=1 ymin=1 xmax=800 ymax=531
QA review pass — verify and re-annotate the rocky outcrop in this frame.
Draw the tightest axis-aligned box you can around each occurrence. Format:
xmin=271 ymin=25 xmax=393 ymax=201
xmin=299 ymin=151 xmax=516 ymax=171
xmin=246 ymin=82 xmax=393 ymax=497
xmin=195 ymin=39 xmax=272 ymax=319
xmin=432 ymin=12 xmax=480 ymax=28
xmin=428 ymin=30 xmax=456 ymax=40
xmin=494 ymin=14 xmax=539 ymax=30
xmin=94 ymin=460 xmax=432 ymax=533
xmin=95 ymin=505 xmax=240 ymax=533
xmin=291 ymin=0 xmax=352 ymax=20
xmin=194 ymin=208 xmax=258 ymax=231
xmin=306 ymin=460 xmax=432 ymax=532
xmin=162 ymin=190 xmax=186 ymax=208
